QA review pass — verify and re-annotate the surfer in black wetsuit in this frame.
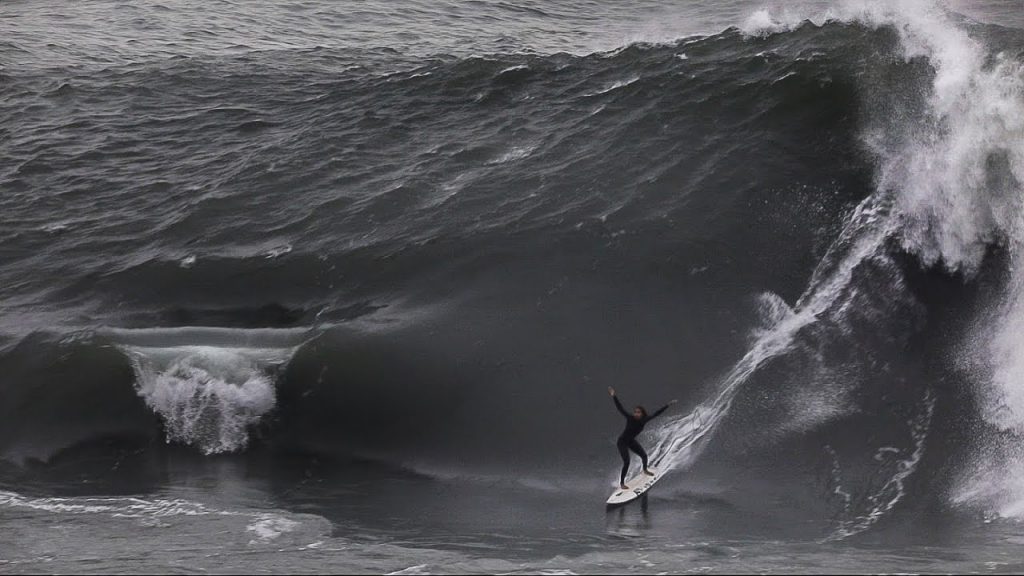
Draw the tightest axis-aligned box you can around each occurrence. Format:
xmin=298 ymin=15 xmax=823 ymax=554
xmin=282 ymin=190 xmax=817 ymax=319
xmin=608 ymin=386 xmax=677 ymax=490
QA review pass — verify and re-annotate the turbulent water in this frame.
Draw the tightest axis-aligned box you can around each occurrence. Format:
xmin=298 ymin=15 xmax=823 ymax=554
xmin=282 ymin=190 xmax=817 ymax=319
xmin=5 ymin=0 xmax=1024 ymax=573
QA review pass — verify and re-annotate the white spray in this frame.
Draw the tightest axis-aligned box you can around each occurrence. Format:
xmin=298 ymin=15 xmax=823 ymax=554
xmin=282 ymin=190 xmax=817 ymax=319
xmin=127 ymin=345 xmax=292 ymax=455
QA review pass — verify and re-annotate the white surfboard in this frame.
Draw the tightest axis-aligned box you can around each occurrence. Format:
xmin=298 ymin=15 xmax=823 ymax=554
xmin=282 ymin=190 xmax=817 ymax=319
xmin=606 ymin=467 xmax=663 ymax=507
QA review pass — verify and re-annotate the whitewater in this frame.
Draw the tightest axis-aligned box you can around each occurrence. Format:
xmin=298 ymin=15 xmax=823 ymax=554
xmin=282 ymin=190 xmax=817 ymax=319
xmin=653 ymin=0 xmax=1024 ymax=536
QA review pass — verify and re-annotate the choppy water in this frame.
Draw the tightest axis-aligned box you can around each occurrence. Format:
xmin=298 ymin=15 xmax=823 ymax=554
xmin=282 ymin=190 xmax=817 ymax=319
xmin=6 ymin=0 xmax=1024 ymax=573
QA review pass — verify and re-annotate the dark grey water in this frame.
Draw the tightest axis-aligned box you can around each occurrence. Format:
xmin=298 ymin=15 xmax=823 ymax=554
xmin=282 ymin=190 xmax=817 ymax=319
xmin=6 ymin=0 xmax=1024 ymax=573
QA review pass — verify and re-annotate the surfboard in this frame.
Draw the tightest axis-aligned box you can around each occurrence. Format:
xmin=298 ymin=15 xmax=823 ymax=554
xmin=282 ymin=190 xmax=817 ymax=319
xmin=606 ymin=467 xmax=663 ymax=508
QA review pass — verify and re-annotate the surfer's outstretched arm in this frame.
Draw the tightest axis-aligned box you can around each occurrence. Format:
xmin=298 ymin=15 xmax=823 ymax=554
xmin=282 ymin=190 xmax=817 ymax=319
xmin=609 ymin=387 xmax=629 ymax=418
xmin=648 ymin=399 xmax=679 ymax=420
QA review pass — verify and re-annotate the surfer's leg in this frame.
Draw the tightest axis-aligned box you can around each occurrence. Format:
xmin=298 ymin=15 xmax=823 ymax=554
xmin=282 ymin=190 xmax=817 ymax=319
xmin=629 ymin=440 xmax=653 ymax=475
xmin=617 ymin=438 xmax=630 ymax=488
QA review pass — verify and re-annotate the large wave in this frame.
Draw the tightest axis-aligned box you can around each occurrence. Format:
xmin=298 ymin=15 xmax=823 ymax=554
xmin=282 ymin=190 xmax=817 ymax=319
xmin=4 ymin=0 xmax=1024 ymax=540
xmin=650 ymin=0 xmax=1024 ymax=533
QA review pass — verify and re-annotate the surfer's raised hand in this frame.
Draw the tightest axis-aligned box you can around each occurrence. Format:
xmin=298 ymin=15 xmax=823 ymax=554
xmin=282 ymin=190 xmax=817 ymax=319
xmin=608 ymin=386 xmax=616 ymax=397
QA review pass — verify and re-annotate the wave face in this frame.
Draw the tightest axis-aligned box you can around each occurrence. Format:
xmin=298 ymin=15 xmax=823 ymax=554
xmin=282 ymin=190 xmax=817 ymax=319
xmin=4 ymin=0 xmax=1024 ymax=541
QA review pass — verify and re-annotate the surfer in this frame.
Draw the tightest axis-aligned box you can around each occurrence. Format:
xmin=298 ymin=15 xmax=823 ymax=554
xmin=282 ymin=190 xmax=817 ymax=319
xmin=608 ymin=387 xmax=677 ymax=490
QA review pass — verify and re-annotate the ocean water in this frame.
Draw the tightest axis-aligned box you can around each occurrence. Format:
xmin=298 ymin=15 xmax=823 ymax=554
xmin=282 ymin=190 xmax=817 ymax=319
xmin=5 ymin=0 xmax=1024 ymax=573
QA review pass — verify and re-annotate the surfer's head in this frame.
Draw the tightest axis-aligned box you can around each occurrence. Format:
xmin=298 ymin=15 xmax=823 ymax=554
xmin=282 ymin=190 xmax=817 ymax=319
xmin=633 ymin=406 xmax=647 ymax=419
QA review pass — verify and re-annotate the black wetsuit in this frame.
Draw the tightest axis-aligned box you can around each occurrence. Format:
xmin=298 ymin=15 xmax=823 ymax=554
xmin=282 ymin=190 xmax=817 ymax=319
xmin=613 ymin=396 xmax=669 ymax=485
